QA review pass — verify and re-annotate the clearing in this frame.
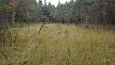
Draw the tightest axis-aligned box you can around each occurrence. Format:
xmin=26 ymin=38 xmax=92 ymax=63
xmin=0 ymin=24 xmax=115 ymax=65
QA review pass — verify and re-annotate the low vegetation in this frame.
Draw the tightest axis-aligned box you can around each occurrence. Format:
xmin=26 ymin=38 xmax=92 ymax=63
xmin=0 ymin=0 xmax=115 ymax=65
xmin=0 ymin=24 xmax=115 ymax=65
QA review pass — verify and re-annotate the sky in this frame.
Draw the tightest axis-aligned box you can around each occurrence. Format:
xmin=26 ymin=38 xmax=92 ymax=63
xmin=36 ymin=0 xmax=71 ymax=6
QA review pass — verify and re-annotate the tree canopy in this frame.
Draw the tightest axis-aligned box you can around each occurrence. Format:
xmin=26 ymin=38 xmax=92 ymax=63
xmin=0 ymin=0 xmax=115 ymax=25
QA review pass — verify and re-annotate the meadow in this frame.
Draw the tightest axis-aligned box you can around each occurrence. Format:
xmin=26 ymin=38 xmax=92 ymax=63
xmin=0 ymin=23 xmax=115 ymax=65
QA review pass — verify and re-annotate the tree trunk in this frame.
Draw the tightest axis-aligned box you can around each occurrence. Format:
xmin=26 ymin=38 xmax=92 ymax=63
xmin=12 ymin=11 xmax=16 ymax=24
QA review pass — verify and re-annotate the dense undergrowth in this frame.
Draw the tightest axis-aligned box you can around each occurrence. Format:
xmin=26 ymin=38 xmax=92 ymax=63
xmin=0 ymin=24 xmax=115 ymax=65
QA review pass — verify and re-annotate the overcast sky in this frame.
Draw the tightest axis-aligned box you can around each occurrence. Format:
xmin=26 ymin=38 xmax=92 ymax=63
xmin=36 ymin=0 xmax=70 ymax=6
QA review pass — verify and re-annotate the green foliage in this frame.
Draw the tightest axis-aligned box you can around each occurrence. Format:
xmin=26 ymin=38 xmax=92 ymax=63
xmin=0 ymin=0 xmax=114 ymax=24
xmin=0 ymin=4 xmax=13 ymax=14
xmin=16 ymin=0 xmax=39 ymax=22
xmin=55 ymin=0 xmax=79 ymax=23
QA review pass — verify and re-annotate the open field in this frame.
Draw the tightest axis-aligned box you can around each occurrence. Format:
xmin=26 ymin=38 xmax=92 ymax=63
xmin=0 ymin=24 xmax=115 ymax=65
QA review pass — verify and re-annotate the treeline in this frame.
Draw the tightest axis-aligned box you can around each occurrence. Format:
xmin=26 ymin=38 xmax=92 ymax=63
xmin=0 ymin=0 xmax=115 ymax=25
xmin=0 ymin=0 xmax=39 ymax=24
xmin=55 ymin=0 xmax=115 ymax=25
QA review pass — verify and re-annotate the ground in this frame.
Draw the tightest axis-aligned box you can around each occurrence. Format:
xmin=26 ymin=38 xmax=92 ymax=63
xmin=0 ymin=23 xmax=115 ymax=65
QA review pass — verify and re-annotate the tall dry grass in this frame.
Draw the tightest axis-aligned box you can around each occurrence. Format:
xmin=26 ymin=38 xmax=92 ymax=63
xmin=0 ymin=23 xmax=115 ymax=65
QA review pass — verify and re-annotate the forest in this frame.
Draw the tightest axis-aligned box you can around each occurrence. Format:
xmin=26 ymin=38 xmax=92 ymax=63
xmin=0 ymin=0 xmax=115 ymax=25
xmin=0 ymin=0 xmax=115 ymax=65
